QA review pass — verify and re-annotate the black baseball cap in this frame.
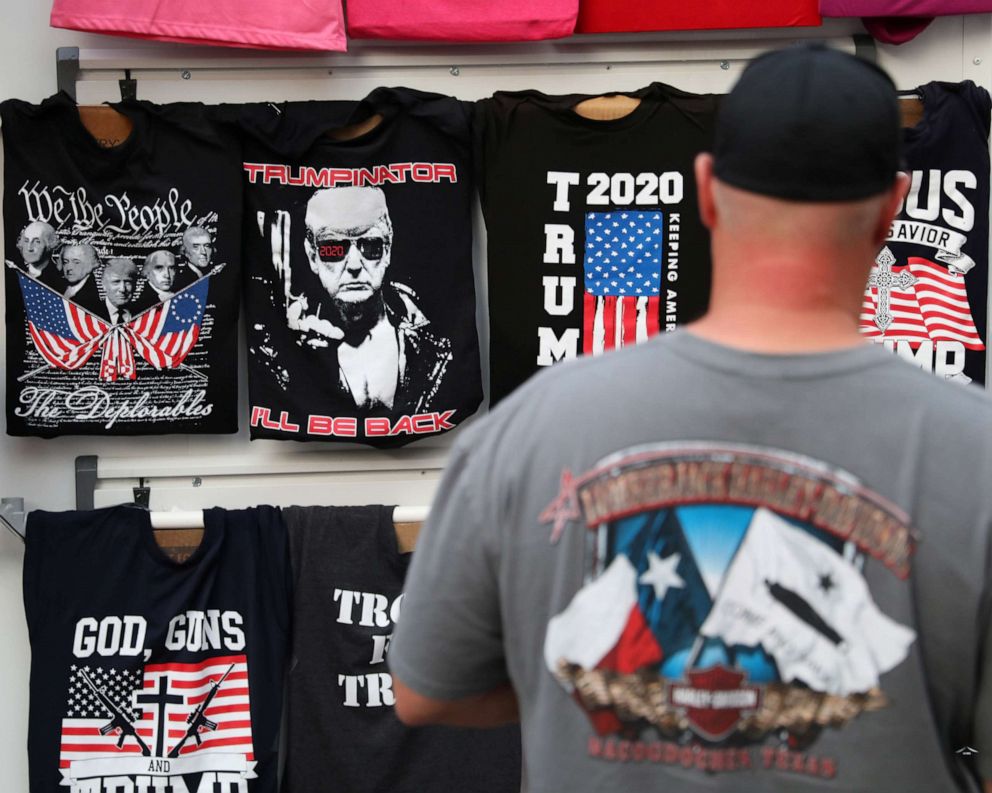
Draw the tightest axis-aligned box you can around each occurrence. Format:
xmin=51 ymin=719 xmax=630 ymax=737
xmin=713 ymin=43 xmax=902 ymax=202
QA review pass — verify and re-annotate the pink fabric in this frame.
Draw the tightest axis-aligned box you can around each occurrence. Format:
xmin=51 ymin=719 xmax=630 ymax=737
xmin=820 ymin=0 xmax=991 ymax=15
xmin=50 ymin=0 xmax=346 ymax=51
xmin=346 ymin=0 xmax=578 ymax=41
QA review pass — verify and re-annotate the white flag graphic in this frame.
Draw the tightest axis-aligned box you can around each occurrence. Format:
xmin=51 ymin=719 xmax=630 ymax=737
xmin=699 ymin=508 xmax=915 ymax=696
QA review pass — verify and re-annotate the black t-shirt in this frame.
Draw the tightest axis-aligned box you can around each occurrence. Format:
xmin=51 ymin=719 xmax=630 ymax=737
xmin=23 ymin=506 xmax=290 ymax=793
xmin=476 ymin=84 xmax=718 ymax=404
xmin=1 ymin=93 xmax=242 ymax=436
xmin=282 ymin=505 xmax=521 ymax=793
xmin=860 ymin=80 xmax=991 ymax=386
xmin=232 ymin=88 xmax=482 ymax=446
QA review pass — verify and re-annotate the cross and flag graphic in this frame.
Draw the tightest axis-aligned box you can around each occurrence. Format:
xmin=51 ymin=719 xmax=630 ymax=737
xmin=59 ymin=655 xmax=256 ymax=786
xmin=15 ymin=270 xmax=211 ymax=382
xmin=859 ymin=247 xmax=984 ymax=350
xmin=582 ymin=211 xmax=663 ymax=355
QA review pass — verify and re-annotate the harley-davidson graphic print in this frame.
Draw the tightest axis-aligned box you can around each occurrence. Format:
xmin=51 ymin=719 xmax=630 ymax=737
xmin=232 ymin=88 xmax=482 ymax=446
xmin=860 ymin=81 xmax=991 ymax=385
xmin=475 ymin=85 xmax=717 ymax=404
xmin=23 ymin=506 xmax=290 ymax=793
xmin=1 ymin=94 xmax=242 ymax=436
xmin=542 ymin=445 xmax=916 ymax=759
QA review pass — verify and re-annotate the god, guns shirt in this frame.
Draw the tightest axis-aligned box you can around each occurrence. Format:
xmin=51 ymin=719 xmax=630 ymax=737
xmin=23 ymin=506 xmax=290 ymax=793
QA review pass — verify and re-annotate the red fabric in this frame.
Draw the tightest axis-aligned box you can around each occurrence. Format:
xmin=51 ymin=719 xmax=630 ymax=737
xmin=346 ymin=0 xmax=577 ymax=41
xmin=576 ymin=0 xmax=820 ymax=33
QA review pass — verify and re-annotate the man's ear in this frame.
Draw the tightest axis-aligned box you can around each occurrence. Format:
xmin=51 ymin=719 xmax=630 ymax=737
xmin=695 ymin=153 xmax=718 ymax=231
xmin=873 ymin=172 xmax=910 ymax=247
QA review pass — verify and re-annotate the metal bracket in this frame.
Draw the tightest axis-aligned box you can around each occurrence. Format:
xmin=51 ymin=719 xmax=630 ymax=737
xmin=119 ymin=68 xmax=137 ymax=102
xmin=57 ymin=46 xmax=81 ymax=100
xmin=1 ymin=497 xmax=26 ymax=542
xmin=75 ymin=455 xmax=98 ymax=510
xmin=133 ymin=478 xmax=151 ymax=509
xmin=853 ymin=33 xmax=878 ymax=64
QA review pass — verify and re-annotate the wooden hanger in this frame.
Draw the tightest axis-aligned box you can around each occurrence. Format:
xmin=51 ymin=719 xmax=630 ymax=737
xmin=77 ymin=106 xmax=134 ymax=148
xmin=900 ymin=96 xmax=925 ymax=129
xmin=150 ymin=506 xmax=424 ymax=561
xmin=574 ymin=95 xmax=642 ymax=121
xmin=326 ymin=113 xmax=384 ymax=141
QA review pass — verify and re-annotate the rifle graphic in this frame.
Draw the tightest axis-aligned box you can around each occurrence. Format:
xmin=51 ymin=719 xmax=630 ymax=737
xmin=79 ymin=669 xmax=151 ymax=756
xmin=168 ymin=664 xmax=235 ymax=758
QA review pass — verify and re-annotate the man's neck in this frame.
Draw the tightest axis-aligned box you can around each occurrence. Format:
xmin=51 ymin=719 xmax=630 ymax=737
xmin=693 ymin=245 xmax=874 ymax=353
xmin=688 ymin=308 xmax=866 ymax=353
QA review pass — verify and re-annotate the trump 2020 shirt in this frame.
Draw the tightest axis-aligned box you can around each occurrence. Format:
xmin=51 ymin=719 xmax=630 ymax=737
xmin=475 ymin=84 xmax=717 ymax=405
xmin=22 ymin=506 xmax=291 ymax=793
xmin=1 ymin=93 xmax=242 ymax=436
xmin=232 ymin=88 xmax=482 ymax=446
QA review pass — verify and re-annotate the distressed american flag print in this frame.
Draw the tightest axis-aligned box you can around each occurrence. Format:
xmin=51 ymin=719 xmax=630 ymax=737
xmin=127 ymin=276 xmax=209 ymax=371
xmin=583 ymin=211 xmax=662 ymax=355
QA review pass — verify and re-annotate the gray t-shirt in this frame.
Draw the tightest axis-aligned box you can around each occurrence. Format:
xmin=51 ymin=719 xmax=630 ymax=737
xmin=390 ymin=331 xmax=992 ymax=793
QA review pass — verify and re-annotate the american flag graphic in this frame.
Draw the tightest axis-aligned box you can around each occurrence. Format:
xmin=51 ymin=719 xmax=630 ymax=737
xmin=860 ymin=255 xmax=984 ymax=350
xmin=99 ymin=328 xmax=137 ymax=382
xmin=59 ymin=655 xmax=254 ymax=771
xmin=94 ymin=276 xmax=210 ymax=382
xmin=583 ymin=211 xmax=662 ymax=355
xmin=16 ymin=272 xmax=109 ymax=370
xmin=126 ymin=276 xmax=209 ymax=370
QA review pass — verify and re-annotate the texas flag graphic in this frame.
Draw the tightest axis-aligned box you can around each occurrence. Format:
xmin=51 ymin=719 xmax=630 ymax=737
xmin=545 ymin=505 xmax=917 ymax=740
xmin=544 ymin=509 xmax=710 ymax=734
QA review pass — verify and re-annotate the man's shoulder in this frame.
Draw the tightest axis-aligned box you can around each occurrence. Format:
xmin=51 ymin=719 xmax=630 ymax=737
xmin=869 ymin=349 xmax=992 ymax=423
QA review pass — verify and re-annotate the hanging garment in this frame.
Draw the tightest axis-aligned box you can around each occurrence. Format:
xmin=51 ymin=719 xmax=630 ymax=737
xmin=576 ymin=0 xmax=820 ymax=33
xmin=820 ymin=0 xmax=992 ymax=44
xmin=476 ymin=85 xmax=717 ymax=405
xmin=282 ymin=505 xmax=522 ymax=793
xmin=1 ymin=94 xmax=242 ymax=436
xmin=50 ymin=0 xmax=346 ymax=50
xmin=23 ymin=506 xmax=291 ymax=793
xmin=230 ymin=88 xmax=482 ymax=446
xmin=346 ymin=0 xmax=577 ymax=41
xmin=858 ymin=81 xmax=990 ymax=385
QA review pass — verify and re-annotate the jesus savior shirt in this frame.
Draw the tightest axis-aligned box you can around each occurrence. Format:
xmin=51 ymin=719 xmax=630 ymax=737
xmin=858 ymin=81 xmax=991 ymax=386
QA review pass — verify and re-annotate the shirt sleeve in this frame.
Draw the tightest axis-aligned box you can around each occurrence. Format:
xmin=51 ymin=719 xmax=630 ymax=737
xmin=388 ymin=426 xmax=509 ymax=701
